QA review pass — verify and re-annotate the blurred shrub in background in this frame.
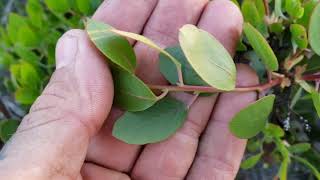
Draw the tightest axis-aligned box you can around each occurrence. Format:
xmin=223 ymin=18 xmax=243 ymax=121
xmin=0 ymin=0 xmax=101 ymax=143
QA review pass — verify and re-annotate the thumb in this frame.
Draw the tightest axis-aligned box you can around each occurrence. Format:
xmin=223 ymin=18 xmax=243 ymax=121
xmin=0 ymin=30 xmax=113 ymax=179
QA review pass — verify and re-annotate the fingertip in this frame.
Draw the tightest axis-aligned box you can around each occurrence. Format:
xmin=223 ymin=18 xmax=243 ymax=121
xmin=55 ymin=29 xmax=83 ymax=69
xmin=55 ymin=28 xmax=114 ymax=135
xmin=198 ymin=0 xmax=243 ymax=55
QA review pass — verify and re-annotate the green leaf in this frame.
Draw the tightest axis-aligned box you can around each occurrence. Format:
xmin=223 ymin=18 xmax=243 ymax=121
xmin=86 ymin=19 xmax=136 ymax=73
xmin=297 ymin=80 xmax=314 ymax=93
xmin=15 ymin=45 xmax=39 ymax=66
xmin=264 ymin=123 xmax=285 ymax=138
xmin=159 ymin=46 xmax=207 ymax=86
xmin=179 ymin=24 xmax=236 ymax=91
xmin=110 ymin=28 xmax=181 ymax=71
xmin=306 ymin=55 xmax=320 ymax=73
xmin=253 ymin=0 xmax=265 ymax=18
xmin=0 ymin=53 xmax=14 ymax=69
xmin=7 ymin=13 xmax=28 ymax=43
xmin=288 ymin=143 xmax=311 ymax=154
xmin=45 ymin=0 xmax=71 ymax=13
xmin=15 ymin=87 xmax=39 ymax=105
xmin=76 ymin=0 xmax=91 ymax=14
xmin=274 ymin=0 xmax=287 ymax=19
xmin=278 ymin=158 xmax=289 ymax=180
xmin=113 ymin=68 xmax=157 ymax=112
xmin=247 ymin=51 xmax=267 ymax=82
xmin=309 ymin=3 xmax=320 ymax=56
xmin=285 ymin=0 xmax=304 ymax=19
xmin=241 ymin=153 xmax=262 ymax=169
xmin=10 ymin=62 xmax=40 ymax=88
xmin=113 ymin=97 xmax=188 ymax=144
xmin=311 ymin=90 xmax=320 ymax=117
xmin=26 ymin=0 xmax=44 ymax=27
xmin=290 ymin=24 xmax=308 ymax=49
xmin=17 ymin=26 xmax=39 ymax=47
xmin=0 ymin=27 xmax=11 ymax=46
xmin=243 ymin=23 xmax=279 ymax=71
xmin=229 ymin=95 xmax=275 ymax=139
xmin=292 ymin=156 xmax=320 ymax=179
xmin=0 ymin=120 xmax=20 ymax=142
xmin=236 ymin=40 xmax=247 ymax=52
xmin=297 ymin=0 xmax=318 ymax=28
xmin=269 ymin=23 xmax=285 ymax=34
xmin=242 ymin=0 xmax=263 ymax=28
xmin=275 ymin=137 xmax=290 ymax=180
xmin=241 ymin=0 xmax=268 ymax=36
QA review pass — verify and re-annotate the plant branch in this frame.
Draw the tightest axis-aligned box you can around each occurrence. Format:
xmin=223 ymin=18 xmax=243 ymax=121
xmin=263 ymin=0 xmax=270 ymax=16
xmin=301 ymin=73 xmax=320 ymax=81
xmin=148 ymin=77 xmax=283 ymax=93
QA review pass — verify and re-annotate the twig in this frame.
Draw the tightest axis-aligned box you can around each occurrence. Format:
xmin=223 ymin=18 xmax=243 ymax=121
xmin=148 ymin=77 xmax=283 ymax=93
xmin=301 ymin=73 xmax=320 ymax=81
xmin=263 ymin=0 xmax=270 ymax=16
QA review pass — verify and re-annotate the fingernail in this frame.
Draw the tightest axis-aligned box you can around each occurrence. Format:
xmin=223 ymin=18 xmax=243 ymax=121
xmin=56 ymin=34 xmax=78 ymax=69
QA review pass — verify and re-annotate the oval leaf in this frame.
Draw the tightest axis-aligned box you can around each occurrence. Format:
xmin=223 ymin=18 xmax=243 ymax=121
xmin=0 ymin=119 xmax=20 ymax=142
xmin=112 ymin=97 xmax=188 ymax=144
xmin=113 ymin=68 xmax=157 ymax=112
xmin=110 ymin=29 xmax=181 ymax=68
xmin=297 ymin=0 xmax=318 ymax=27
xmin=86 ymin=19 xmax=136 ymax=72
xmin=285 ymin=0 xmax=304 ymax=19
xmin=229 ymin=95 xmax=275 ymax=139
xmin=179 ymin=24 xmax=236 ymax=91
xmin=309 ymin=3 xmax=320 ymax=56
xmin=311 ymin=90 xmax=320 ymax=117
xmin=44 ymin=0 xmax=70 ymax=13
xmin=264 ymin=123 xmax=285 ymax=138
xmin=290 ymin=24 xmax=308 ymax=49
xmin=241 ymin=153 xmax=262 ymax=169
xmin=159 ymin=46 xmax=207 ymax=86
xmin=288 ymin=143 xmax=311 ymax=154
xmin=243 ymin=23 xmax=279 ymax=71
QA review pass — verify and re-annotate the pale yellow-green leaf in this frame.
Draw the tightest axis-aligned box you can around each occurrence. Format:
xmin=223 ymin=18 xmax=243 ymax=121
xmin=179 ymin=24 xmax=236 ymax=91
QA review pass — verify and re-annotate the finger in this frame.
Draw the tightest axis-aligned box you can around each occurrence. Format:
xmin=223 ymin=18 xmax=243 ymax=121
xmin=187 ymin=2 xmax=252 ymax=179
xmin=81 ymin=163 xmax=130 ymax=180
xmin=132 ymin=0 xmax=245 ymax=179
xmin=134 ymin=0 xmax=208 ymax=85
xmin=86 ymin=0 xmax=158 ymax=172
xmin=93 ymin=0 xmax=158 ymax=37
xmin=0 ymin=30 xmax=113 ymax=179
xmin=187 ymin=64 xmax=258 ymax=180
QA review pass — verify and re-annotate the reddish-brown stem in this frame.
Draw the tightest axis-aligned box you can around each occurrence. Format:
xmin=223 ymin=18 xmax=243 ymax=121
xmin=301 ymin=74 xmax=320 ymax=81
xmin=263 ymin=0 xmax=270 ymax=16
xmin=148 ymin=78 xmax=283 ymax=93
xmin=267 ymin=71 xmax=272 ymax=83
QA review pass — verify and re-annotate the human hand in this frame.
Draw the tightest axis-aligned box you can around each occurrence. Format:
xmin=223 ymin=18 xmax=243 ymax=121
xmin=0 ymin=0 xmax=259 ymax=179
